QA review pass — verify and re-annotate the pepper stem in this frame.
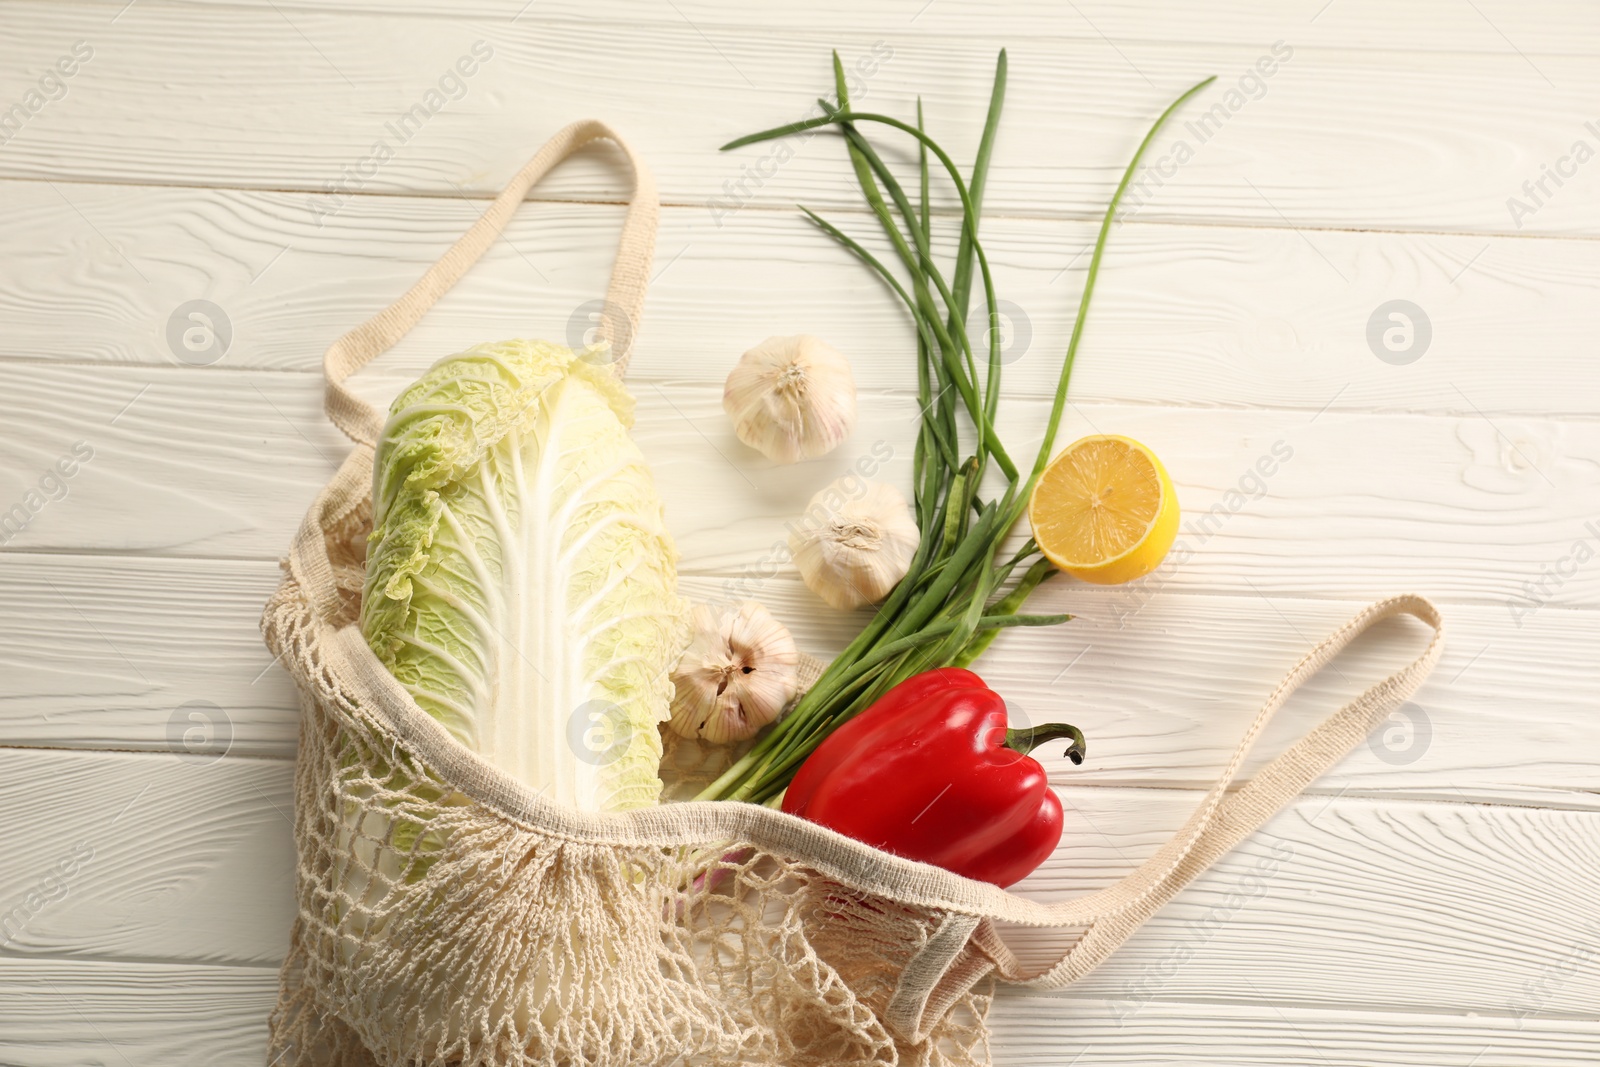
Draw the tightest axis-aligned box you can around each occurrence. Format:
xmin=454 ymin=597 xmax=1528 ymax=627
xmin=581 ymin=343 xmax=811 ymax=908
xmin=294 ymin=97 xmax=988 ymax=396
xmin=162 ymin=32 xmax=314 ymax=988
xmin=1005 ymin=723 xmax=1086 ymax=765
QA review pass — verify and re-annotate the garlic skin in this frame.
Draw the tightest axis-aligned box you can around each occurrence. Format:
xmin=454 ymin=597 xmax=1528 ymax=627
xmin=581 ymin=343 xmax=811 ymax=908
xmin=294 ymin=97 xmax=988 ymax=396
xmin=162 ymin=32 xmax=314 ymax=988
xmin=669 ymin=602 xmax=800 ymax=744
xmin=790 ymin=480 xmax=920 ymax=610
xmin=724 ymin=335 xmax=856 ymax=463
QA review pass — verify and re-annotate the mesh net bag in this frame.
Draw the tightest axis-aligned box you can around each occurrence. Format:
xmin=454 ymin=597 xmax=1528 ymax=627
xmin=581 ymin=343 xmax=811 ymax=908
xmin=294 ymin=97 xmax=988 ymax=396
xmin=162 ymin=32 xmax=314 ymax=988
xmin=262 ymin=120 xmax=1446 ymax=1067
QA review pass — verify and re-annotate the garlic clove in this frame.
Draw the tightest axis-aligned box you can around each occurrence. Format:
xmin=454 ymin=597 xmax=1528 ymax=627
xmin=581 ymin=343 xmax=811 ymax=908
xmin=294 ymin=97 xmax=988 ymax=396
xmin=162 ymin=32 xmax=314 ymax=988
xmin=723 ymin=335 xmax=856 ymax=464
xmin=789 ymin=479 xmax=920 ymax=610
xmin=669 ymin=601 xmax=801 ymax=744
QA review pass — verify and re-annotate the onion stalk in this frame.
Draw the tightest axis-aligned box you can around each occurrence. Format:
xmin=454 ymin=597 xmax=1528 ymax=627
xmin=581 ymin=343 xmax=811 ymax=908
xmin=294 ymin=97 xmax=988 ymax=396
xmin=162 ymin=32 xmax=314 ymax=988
xmin=698 ymin=53 xmax=1215 ymax=806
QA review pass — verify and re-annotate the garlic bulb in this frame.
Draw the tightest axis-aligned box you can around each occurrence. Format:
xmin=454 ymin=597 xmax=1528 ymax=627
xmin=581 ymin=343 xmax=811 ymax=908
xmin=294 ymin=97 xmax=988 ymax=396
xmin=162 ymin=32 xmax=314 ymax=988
xmin=669 ymin=601 xmax=800 ymax=744
xmin=723 ymin=335 xmax=856 ymax=463
xmin=790 ymin=479 xmax=920 ymax=610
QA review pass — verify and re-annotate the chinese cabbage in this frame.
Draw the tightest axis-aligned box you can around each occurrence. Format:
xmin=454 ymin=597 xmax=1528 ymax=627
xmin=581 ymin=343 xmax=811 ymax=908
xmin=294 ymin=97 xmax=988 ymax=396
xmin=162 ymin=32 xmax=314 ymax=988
xmin=361 ymin=338 xmax=686 ymax=812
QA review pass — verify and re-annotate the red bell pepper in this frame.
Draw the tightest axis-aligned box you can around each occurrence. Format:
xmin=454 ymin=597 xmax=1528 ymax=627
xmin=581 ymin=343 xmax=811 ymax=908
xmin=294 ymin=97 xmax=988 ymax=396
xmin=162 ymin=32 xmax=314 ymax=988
xmin=782 ymin=667 xmax=1085 ymax=888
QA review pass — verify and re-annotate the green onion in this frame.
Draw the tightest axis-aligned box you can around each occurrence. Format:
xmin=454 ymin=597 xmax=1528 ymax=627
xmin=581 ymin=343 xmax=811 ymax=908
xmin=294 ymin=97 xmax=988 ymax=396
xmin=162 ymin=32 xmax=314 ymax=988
xmin=697 ymin=54 xmax=1215 ymax=806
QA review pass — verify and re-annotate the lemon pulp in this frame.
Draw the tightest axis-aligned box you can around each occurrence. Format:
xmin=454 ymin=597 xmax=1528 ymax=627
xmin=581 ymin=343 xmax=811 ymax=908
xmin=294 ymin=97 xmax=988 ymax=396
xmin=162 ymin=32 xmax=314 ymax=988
xmin=1028 ymin=434 xmax=1179 ymax=585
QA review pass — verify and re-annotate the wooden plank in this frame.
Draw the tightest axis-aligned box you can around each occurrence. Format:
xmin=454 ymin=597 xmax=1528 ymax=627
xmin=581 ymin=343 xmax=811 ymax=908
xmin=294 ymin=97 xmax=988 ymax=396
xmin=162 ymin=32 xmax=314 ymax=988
xmin=181 ymin=0 xmax=1600 ymax=60
xmin=3 ymin=184 xmax=1596 ymax=419
xmin=1002 ymin=787 xmax=1600 ymax=1020
xmin=987 ymin=995 xmax=1600 ymax=1066
xmin=0 ymin=750 xmax=296 ymax=966
xmin=3 ymin=748 xmax=1596 ymax=1026
xmin=0 ymin=362 xmax=347 ymax=559
xmin=1 ymin=6 xmax=1598 ymax=234
xmin=2 ymin=361 xmax=1596 ymax=609
xmin=0 ymin=958 xmax=276 ymax=1067
xmin=2 ymin=553 xmax=1595 ymax=797
xmin=0 ymin=554 xmax=297 ymax=757
xmin=1 ymin=956 xmax=1594 ymax=1067
xmin=959 ymin=582 xmax=1600 ymax=794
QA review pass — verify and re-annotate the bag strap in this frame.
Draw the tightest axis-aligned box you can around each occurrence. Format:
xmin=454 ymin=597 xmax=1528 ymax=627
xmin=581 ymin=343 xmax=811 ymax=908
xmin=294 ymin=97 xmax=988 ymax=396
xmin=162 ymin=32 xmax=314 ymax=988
xmin=321 ymin=118 xmax=659 ymax=447
xmin=972 ymin=592 xmax=1444 ymax=988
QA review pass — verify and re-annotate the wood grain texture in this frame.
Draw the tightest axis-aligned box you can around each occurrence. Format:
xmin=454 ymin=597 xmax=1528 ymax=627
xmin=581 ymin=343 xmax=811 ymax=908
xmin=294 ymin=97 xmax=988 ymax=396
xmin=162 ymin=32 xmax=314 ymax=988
xmin=2 ymin=361 xmax=1596 ymax=611
xmin=0 ymin=750 xmax=296 ymax=966
xmin=3 ymin=184 xmax=1597 ymax=420
xmin=1 ymin=5 xmax=1598 ymax=235
xmin=2 ymin=554 xmax=1596 ymax=798
xmin=4 ymin=749 xmax=1596 ymax=1028
xmin=0 ymin=554 xmax=296 ymax=756
xmin=2 ymin=1 xmax=1596 ymax=1061
xmin=182 ymin=0 xmax=1600 ymax=60
xmin=986 ymin=996 xmax=1600 ymax=1066
xmin=0 ymin=958 xmax=276 ymax=1067
xmin=1003 ymin=788 xmax=1600 ymax=1019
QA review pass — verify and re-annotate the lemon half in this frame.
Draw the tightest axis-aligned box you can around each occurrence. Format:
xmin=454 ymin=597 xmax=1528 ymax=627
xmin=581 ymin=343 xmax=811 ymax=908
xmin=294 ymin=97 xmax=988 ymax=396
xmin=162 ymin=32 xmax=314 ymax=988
xmin=1028 ymin=434 xmax=1179 ymax=585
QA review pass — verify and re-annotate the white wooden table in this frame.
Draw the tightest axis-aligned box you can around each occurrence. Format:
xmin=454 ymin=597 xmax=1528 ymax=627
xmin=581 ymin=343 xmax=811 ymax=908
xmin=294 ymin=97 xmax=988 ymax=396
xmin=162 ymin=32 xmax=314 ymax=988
xmin=2 ymin=1 xmax=1597 ymax=1063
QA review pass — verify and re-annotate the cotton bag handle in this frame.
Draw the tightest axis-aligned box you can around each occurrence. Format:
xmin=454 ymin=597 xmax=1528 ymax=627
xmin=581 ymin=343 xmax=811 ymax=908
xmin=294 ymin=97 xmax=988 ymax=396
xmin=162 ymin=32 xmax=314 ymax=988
xmin=960 ymin=592 xmax=1444 ymax=991
xmin=320 ymin=119 xmax=659 ymax=447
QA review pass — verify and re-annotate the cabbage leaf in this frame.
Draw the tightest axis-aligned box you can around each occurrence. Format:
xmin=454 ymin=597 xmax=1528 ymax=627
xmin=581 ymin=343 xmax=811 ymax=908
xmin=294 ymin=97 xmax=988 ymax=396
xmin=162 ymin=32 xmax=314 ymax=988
xmin=361 ymin=339 xmax=686 ymax=812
